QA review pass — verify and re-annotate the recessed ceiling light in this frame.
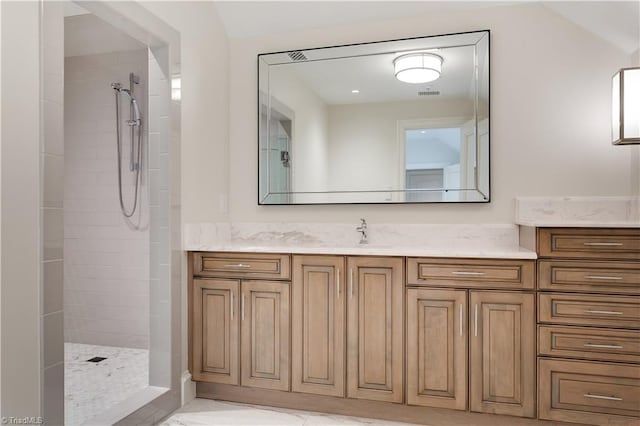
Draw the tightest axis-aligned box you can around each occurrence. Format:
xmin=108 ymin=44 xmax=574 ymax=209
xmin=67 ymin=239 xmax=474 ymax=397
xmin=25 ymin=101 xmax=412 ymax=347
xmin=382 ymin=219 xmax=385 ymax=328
xmin=351 ymin=89 xmax=360 ymax=93
xmin=420 ymin=130 xmax=427 ymax=134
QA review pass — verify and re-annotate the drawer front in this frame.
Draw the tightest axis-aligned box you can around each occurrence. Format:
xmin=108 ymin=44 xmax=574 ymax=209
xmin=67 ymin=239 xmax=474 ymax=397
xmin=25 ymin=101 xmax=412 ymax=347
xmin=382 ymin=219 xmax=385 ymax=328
xmin=539 ymin=325 xmax=640 ymax=363
xmin=193 ymin=252 xmax=291 ymax=280
xmin=407 ymin=258 xmax=534 ymax=289
xmin=538 ymin=260 xmax=640 ymax=295
xmin=538 ymin=228 xmax=640 ymax=260
xmin=539 ymin=358 xmax=640 ymax=423
xmin=539 ymin=293 xmax=640 ymax=329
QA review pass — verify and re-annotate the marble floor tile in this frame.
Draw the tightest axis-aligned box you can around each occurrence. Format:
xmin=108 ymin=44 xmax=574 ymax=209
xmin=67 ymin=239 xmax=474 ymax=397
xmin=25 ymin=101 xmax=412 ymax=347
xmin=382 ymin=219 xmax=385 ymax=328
xmin=65 ymin=342 xmax=148 ymax=426
xmin=160 ymin=398 xmax=417 ymax=426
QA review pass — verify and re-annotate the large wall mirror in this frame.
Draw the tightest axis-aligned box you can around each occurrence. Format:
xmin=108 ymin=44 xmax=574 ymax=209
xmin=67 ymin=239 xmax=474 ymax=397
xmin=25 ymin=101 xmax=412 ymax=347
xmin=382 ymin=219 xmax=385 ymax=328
xmin=258 ymin=30 xmax=489 ymax=204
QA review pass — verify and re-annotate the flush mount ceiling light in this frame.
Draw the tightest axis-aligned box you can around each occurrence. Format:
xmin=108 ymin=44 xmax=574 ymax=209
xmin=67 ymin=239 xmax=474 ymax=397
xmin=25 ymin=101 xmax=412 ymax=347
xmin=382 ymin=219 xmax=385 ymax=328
xmin=394 ymin=52 xmax=443 ymax=84
xmin=612 ymin=67 xmax=640 ymax=145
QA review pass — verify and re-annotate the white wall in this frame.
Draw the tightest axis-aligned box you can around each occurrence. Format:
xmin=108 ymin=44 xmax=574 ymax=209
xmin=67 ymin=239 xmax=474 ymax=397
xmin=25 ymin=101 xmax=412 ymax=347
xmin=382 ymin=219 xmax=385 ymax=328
xmin=227 ymin=2 xmax=638 ymax=223
xmin=327 ymin=99 xmax=471 ymax=196
xmin=0 ymin=0 xmax=41 ymax=418
xmin=140 ymin=1 xmax=230 ymax=223
xmin=64 ymin=50 xmax=150 ymax=349
xmin=270 ymin=67 xmax=329 ymax=195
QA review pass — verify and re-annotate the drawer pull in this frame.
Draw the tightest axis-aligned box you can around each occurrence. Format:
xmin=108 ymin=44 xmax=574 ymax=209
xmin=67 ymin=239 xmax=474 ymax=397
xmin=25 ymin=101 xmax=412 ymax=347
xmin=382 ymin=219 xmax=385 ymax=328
xmin=584 ymin=275 xmax=623 ymax=281
xmin=584 ymin=309 xmax=624 ymax=315
xmin=452 ymin=271 xmax=485 ymax=276
xmin=584 ymin=393 xmax=623 ymax=402
xmin=224 ymin=263 xmax=251 ymax=269
xmin=583 ymin=242 xmax=623 ymax=247
xmin=583 ymin=343 xmax=624 ymax=349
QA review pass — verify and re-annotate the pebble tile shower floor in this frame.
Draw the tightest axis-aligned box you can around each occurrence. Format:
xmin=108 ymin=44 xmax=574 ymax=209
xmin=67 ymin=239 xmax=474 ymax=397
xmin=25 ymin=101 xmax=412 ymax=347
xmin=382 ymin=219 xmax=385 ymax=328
xmin=65 ymin=343 xmax=148 ymax=426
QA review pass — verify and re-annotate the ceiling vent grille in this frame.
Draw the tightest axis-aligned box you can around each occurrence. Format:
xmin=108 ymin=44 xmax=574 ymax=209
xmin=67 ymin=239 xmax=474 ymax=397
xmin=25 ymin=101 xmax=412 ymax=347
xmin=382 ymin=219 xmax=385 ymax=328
xmin=288 ymin=51 xmax=308 ymax=62
xmin=418 ymin=90 xmax=440 ymax=96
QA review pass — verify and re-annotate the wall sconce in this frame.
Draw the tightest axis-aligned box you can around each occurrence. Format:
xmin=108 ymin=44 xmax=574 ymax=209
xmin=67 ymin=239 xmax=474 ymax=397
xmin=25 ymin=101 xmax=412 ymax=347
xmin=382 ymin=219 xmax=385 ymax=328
xmin=612 ymin=67 xmax=640 ymax=145
xmin=394 ymin=52 xmax=443 ymax=84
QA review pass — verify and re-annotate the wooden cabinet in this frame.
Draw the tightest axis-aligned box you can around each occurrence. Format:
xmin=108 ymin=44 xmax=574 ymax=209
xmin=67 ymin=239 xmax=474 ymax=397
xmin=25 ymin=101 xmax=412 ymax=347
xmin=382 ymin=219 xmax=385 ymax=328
xmin=191 ymin=252 xmax=291 ymax=392
xmin=406 ymin=288 xmax=467 ymax=410
xmin=240 ymin=280 xmax=290 ymax=391
xmin=347 ymin=256 xmax=404 ymax=403
xmin=407 ymin=257 xmax=534 ymax=290
xmin=535 ymin=227 xmax=640 ymax=425
xmin=539 ymin=358 xmax=640 ymax=424
xmin=470 ymin=291 xmax=536 ymax=418
xmin=291 ymin=255 xmax=345 ymax=397
xmin=192 ymin=278 xmax=240 ymax=384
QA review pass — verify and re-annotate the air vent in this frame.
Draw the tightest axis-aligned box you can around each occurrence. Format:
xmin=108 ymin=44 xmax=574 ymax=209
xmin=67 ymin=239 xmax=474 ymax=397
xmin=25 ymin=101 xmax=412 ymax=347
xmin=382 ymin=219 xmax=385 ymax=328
xmin=418 ymin=90 xmax=440 ymax=96
xmin=288 ymin=51 xmax=308 ymax=62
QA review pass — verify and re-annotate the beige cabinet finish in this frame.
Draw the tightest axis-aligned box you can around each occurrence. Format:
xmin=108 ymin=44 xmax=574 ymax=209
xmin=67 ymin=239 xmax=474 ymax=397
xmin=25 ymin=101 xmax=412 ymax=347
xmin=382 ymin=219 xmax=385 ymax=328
xmin=192 ymin=279 xmax=240 ymax=384
xmin=539 ymin=292 xmax=640 ymax=329
xmin=407 ymin=288 xmax=467 ymax=410
xmin=470 ymin=291 xmax=536 ymax=418
xmin=537 ymin=228 xmax=640 ymax=260
xmin=407 ymin=257 xmax=535 ymax=290
xmin=292 ymin=255 xmax=345 ymax=397
xmin=538 ymin=260 xmax=640 ymax=295
xmin=193 ymin=252 xmax=291 ymax=280
xmin=539 ymin=358 xmax=640 ymax=424
xmin=241 ymin=280 xmax=291 ymax=391
xmin=539 ymin=325 xmax=640 ymax=364
xmin=347 ymin=257 xmax=404 ymax=403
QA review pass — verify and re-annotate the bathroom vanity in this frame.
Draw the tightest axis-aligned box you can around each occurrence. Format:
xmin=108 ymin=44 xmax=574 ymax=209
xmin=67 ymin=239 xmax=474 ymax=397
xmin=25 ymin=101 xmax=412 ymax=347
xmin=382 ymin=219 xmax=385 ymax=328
xmin=186 ymin=219 xmax=639 ymax=425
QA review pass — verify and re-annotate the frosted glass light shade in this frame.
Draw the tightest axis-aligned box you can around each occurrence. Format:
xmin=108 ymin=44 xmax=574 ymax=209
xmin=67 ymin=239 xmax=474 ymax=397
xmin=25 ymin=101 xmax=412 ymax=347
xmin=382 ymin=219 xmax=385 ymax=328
xmin=394 ymin=53 xmax=442 ymax=84
xmin=612 ymin=67 xmax=640 ymax=145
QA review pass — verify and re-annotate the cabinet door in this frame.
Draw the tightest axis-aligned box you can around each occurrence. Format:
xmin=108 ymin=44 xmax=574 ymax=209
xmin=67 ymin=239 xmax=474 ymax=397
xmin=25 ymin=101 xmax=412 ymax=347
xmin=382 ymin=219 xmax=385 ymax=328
xmin=292 ymin=255 xmax=345 ymax=397
xmin=241 ymin=280 xmax=290 ymax=391
xmin=192 ymin=279 xmax=240 ymax=384
xmin=470 ymin=291 xmax=535 ymax=417
xmin=347 ymin=257 xmax=403 ymax=403
xmin=407 ymin=288 xmax=467 ymax=410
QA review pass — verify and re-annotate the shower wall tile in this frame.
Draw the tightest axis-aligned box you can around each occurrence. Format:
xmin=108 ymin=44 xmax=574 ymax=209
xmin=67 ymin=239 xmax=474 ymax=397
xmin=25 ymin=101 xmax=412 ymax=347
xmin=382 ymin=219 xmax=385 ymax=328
xmin=43 ymin=154 xmax=64 ymax=208
xmin=43 ymin=208 xmax=64 ymax=261
xmin=42 ymin=1 xmax=65 ymax=421
xmin=64 ymin=49 xmax=150 ymax=349
xmin=43 ymin=362 xmax=65 ymax=426
xmin=43 ymin=260 xmax=64 ymax=315
xmin=43 ymin=312 xmax=64 ymax=368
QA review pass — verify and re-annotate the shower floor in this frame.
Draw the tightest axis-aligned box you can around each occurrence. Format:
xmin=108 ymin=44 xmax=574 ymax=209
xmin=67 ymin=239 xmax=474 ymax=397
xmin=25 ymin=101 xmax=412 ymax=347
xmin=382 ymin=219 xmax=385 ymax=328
xmin=65 ymin=342 xmax=148 ymax=426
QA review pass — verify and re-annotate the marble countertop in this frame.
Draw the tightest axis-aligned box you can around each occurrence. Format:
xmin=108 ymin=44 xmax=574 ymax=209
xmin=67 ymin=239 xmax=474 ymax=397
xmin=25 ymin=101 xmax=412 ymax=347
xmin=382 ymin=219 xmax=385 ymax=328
xmin=515 ymin=196 xmax=639 ymax=228
xmin=187 ymin=243 xmax=538 ymax=259
xmin=516 ymin=220 xmax=639 ymax=228
xmin=184 ymin=223 xmax=538 ymax=259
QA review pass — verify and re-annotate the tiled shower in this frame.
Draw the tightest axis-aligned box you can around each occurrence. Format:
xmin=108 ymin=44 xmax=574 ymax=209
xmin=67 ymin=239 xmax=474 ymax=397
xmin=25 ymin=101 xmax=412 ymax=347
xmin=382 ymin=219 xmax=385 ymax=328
xmin=63 ymin=47 xmax=150 ymax=425
xmin=58 ymin=6 xmax=174 ymax=423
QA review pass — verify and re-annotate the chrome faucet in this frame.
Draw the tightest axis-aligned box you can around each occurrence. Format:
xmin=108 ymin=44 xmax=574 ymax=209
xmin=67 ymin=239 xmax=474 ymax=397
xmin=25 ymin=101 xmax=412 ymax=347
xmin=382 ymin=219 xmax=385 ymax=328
xmin=356 ymin=218 xmax=368 ymax=244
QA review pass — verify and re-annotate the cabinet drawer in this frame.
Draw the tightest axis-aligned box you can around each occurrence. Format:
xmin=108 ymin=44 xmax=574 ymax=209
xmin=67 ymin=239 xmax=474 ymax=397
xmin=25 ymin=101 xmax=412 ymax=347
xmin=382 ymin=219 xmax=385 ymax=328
xmin=539 ymin=325 xmax=640 ymax=363
xmin=193 ymin=252 xmax=291 ymax=280
xmin=539 ymin=358 xmax=640 ymax=424
xmin=407 ymin=258 xmax=534 ymax=289
xmin=538 ymin=228 xmax=640 ymax=260
xmin=538 ymin=260 xmax=640 ymax=295
xmin=539 ymin=293 xmax=640 ymax=329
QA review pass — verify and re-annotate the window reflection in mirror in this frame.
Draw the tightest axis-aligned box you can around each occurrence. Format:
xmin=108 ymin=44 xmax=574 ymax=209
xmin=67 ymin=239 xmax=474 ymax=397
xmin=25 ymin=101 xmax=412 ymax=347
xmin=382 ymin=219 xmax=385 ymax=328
xmin=258 ymin=31 xmax=490 ymax=204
